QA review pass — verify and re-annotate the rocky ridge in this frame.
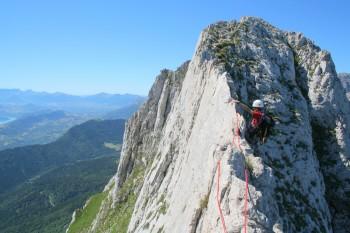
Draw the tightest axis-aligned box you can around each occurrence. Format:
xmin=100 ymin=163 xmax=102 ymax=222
xmin=67 ymin=17 xmax=350 ymax=233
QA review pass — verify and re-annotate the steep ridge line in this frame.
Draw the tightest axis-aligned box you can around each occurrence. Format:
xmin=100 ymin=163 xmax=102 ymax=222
xmin=66 ymin=17 xmax=350 ymax=233
xmin=215 ymin=107 xmax=249 ymax=233
xmin=233 ymin=109 xmax=249 ymax=233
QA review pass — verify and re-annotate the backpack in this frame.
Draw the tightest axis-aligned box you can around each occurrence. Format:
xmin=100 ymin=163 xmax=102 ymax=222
xmin=262 ymin=114 xmax=275 ymax=127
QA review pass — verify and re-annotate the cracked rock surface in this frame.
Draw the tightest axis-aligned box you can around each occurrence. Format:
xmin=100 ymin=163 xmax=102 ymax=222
xmin=68 ymin=17 xmax=350 ymax=233
xmin=339 ymin=73 xmax=350 ymax=100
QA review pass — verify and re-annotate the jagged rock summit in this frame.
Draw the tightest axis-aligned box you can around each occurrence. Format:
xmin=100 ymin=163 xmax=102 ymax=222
xmin=67 ymin=17 xmax=350 ymax=233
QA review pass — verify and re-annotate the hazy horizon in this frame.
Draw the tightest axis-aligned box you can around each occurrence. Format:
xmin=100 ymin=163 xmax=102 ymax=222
xmin=1 ymin=0 xmax=349 ymax=96
xmin=0 ymin=87 xmax=146 ymax=97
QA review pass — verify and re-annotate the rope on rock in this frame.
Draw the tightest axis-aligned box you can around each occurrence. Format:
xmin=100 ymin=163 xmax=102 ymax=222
xmin=233 ymin=112 xmax=242 ymax=151
xmin=215 ymin=107 xmax=249 ymax=233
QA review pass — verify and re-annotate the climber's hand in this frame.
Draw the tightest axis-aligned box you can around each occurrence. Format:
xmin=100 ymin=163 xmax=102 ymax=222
xmin=226 ymin=98 xmax=239 ymax=104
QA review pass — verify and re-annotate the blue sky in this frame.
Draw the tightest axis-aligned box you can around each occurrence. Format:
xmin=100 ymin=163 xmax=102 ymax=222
xmin=0 ymin=0 xmax=349 ymax=95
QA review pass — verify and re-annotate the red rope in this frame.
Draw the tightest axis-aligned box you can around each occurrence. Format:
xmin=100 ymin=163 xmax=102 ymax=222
xmin=215 ymin=108 xmax=249 ymax=233
xmin=234 ymin=112 xmax=242 ymax=152
xmin=216 ymin=160 xmax=228 ymax=233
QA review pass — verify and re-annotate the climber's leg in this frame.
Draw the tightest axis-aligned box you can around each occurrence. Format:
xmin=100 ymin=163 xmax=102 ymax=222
xmin=259 ymin=120 xmax=271 ymax=144
xmin=245 ymin=125 xmax=257 ymax=144
xmin=262 ymin=126 xmax=269 ymax=143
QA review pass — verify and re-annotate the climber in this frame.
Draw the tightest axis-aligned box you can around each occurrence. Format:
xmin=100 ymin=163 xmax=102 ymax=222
xmin=227 ymin=98 xmax=274 ymax=144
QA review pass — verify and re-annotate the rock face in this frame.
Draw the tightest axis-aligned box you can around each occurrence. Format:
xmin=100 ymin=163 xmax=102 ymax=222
xmin=338 ymin=73 xmax=350 ymax=100
xmin=68 ymin=17 xmax=350 ymax=233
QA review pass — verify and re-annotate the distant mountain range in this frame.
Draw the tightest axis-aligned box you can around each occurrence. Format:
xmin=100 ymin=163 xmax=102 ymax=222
xmin=0 ymin=116 xmax=15 ymax=124
xmin=0 ymin=100 xmax=142 ymax=150
xmin=103 ymin=103 xmax=140 ymax=120
xmin=0 ymin=89 xmax=141 ymax=232
xmin=0 ymin=89 xmax=145 ymax=118
xmin=0 ymin=119 xmax=125 ymax=233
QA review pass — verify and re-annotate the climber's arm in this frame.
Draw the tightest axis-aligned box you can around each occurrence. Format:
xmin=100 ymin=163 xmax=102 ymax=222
xmin=237 ymin=102 xmax=252 ymax=113
xmin=227 ymin=98 xmax=252 ymax=114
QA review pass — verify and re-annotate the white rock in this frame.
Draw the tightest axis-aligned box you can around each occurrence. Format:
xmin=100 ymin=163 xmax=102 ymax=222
xmin=71 ymin=17 xmax=350 ymax=233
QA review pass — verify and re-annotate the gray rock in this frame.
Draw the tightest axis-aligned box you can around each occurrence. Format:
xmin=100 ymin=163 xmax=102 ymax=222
xmin=338 ymin=73 xmax=350 ymax=100
xmin=69 ymin=17 xmax=350 ymax=233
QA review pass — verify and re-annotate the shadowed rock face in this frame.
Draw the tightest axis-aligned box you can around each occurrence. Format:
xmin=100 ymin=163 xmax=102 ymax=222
xmin=339 ymin=73 xmax=350 ymax=100
xmin=68 ymin=17 xmax=350 ymax=233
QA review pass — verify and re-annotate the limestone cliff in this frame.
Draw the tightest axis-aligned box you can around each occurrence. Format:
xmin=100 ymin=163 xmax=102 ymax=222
xmin=339 ymin=73 xmax=350 ymax=100
xmin=67 ymin=17 xmax=350 ymax=233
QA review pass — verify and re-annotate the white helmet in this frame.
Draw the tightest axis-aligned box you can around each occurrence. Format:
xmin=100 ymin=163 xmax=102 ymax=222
xmin=252 ymin=99 xmax=264 ymax=108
